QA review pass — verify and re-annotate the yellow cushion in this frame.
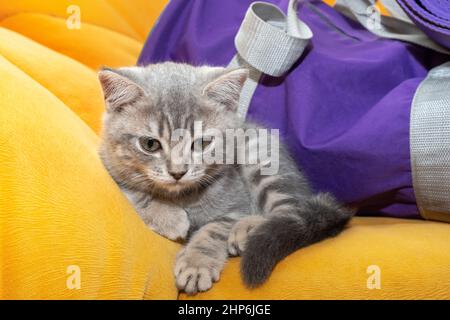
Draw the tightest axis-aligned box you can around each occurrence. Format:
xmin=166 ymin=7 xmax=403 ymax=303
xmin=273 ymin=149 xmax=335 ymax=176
xmin=0 ymin=0 xmax=177 ymax=300
xmin=0 ymin=0 xmax=167 ymax=71
xmin=181 ymin=217 xmax=450 ymax=300
xmin=0 ymin=0 xmax=449 ymax=300
xmin=0 ymin=50 xmax=178 ymax=299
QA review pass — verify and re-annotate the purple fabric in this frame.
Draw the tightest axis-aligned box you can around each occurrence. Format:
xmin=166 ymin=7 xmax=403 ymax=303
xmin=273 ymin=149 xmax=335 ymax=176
xmin=397 ymin=0 xmax=450 ymax=49
xmin=138 ymin=0 xmax=448 ymax=218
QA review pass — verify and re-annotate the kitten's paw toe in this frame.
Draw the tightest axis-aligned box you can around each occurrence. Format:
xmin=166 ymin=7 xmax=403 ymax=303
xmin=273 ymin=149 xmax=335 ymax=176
xmin=228 ymin=215 xmax=267 ymax=256
xmin=174 ymin=251 xmax=221 ymax=295
xmin=176 ymin=267 xmax=213 ymax=294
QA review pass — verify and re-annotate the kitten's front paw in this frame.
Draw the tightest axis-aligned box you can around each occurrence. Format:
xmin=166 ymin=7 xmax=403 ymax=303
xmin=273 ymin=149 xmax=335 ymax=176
xmin=174 ymin=249 xmax=222 ymax=295
xmin=228 ymin=215 xmax=267 ymax=256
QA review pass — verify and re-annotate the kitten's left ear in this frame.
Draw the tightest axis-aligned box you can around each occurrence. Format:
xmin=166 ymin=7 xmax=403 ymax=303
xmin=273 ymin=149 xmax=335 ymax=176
xmin=98 ymin=67 xmax=145 ymax=112
xmin=202 ymin=68 xmax=248 ymax=112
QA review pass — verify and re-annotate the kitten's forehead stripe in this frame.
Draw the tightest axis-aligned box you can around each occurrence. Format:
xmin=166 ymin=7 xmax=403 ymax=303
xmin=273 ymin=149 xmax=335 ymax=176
xmin=166 ymin=117 xmax=172 ymax=141
xmin=180 ymin=114 xmax=186 ymax=128
xmin=183 ymin=115 xmax=193 ymax=131
xmin=157 ymin=116 xmax=165 ymax=138
xmin=187 ymin=117 xmax=195 ymax=138
xmin=172 ymin=116 xmax=178 ymax=134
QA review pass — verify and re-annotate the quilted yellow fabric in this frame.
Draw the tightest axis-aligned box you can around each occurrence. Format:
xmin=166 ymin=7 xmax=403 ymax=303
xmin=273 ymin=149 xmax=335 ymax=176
xmin=0 ymin=0 xmax=449 ymax=300
xmin=182 ymin=218 xmax=450 ymax=300
xmin=0 ymin=0 xmax=178 ymax=300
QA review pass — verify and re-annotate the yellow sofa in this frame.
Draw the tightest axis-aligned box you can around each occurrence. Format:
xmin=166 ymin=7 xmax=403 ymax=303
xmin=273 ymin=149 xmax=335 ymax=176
xmin=0 ymin=0 xmax=449 ymax=300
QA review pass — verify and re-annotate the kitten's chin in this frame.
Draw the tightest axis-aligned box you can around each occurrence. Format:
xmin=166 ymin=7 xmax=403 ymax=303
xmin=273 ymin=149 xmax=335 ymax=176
xmin=161 ymin=182 xmax=189 ymax=193
xmin=152 ymin=180 xmax=201 ymax=199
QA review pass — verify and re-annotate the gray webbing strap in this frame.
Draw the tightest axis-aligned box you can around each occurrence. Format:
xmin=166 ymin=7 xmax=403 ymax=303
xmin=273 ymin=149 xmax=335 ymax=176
xmin=228 ymin=0 xmax=312 ymax=118
xmin=334 ymin=0 xmax=450 ymax=54
xmin=410 ymin=62 xmax=450 ymax=223
xmin=379 ymin=0 xmax=412 ymax=23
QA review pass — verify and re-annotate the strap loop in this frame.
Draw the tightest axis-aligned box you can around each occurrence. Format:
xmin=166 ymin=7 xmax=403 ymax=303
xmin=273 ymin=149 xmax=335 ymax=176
xmin=235 ymin=1 xmax=312 ymax=77
xmin=229 ymin=0 xmax=312 ymax=117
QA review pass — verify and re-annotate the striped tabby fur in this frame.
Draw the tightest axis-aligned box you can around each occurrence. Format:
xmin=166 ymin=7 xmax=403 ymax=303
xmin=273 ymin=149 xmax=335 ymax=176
xmin=98 ymin=62 xmax=354 ymax=294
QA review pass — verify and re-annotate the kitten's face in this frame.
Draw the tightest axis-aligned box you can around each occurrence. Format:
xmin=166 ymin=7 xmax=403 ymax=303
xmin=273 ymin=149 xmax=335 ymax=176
xmin=98 ymin=63 xmax=247 ymax=199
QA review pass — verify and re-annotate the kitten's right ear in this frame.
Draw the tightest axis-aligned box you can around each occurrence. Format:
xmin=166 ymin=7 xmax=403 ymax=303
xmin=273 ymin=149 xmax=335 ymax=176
xmin=202 ymin=68 xmax=248 ymax=112
xmin=98 ymin=67 xmax=145 ymax=112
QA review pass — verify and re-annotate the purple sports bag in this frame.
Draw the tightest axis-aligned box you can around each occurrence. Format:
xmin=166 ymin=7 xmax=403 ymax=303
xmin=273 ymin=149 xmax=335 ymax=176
xmin=138 ymin=0 xmax=450 ymax=222
xmin=398 ymin=0 xmax=450 ymax=49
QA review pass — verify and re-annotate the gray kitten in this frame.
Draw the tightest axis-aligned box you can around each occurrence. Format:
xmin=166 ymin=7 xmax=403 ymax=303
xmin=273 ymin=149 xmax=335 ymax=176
xmin=98 ymin=62 xmax=353 ymax=295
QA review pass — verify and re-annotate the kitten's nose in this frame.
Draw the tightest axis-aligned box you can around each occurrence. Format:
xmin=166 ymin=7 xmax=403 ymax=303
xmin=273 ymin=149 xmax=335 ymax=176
xmin=169 ymin=170 xmax=187 ymax=181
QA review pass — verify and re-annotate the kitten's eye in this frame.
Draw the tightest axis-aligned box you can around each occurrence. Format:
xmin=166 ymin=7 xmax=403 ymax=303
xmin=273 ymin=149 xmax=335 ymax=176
xmin=139 ymin=137 xmax=161 ymax=153
xmin=192 ymin=137 xmax=212 ymax=152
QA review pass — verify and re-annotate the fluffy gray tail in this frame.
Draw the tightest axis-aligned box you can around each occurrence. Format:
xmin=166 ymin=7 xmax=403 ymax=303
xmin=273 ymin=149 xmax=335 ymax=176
xmin=240 ymin=193 xmax=354 ymax=288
